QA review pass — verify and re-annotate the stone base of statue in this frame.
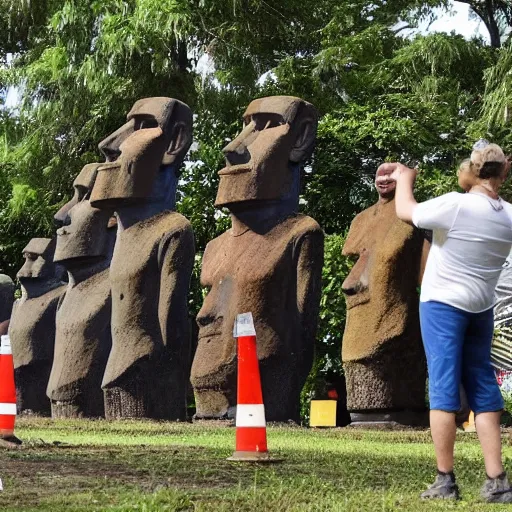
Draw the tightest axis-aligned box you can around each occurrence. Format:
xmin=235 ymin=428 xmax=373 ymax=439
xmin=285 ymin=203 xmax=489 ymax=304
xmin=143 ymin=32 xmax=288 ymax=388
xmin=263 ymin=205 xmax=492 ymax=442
xmin=349 ymin=410 xmax=428 ymax=427
xmin=50 ymin=386 xmax=105 ymax=419
xmin=344 ymin=336 xmax=427 ymax=427
xmin=193 ymin=389 xmax=235 ymax=420
xmin=15 ymin=366 xmax=51 ymax=416
xmin=103 ymin=359 xmax=186 ymax=420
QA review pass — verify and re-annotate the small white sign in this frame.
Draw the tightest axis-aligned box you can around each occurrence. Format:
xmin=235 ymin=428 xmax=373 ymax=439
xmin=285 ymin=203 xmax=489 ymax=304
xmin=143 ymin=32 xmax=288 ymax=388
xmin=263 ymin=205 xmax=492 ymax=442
xmin=233 ymin=312 xmax=256 ymax=337
xmin=0 ymin=477 xmax=3 ymax=491
xmin=0 ymin=335 xmax=11 ymax=355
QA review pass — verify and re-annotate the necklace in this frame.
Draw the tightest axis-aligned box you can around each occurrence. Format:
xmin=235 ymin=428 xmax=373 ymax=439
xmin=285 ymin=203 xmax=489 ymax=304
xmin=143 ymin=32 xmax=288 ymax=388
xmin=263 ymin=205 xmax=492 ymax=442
xmin=474 ymin=183 xmax=499 ymax=199
xmin=478 ymin=184 xmax=498 ymax=197
xmin=470 ymin=188 xmax=503 ymax=211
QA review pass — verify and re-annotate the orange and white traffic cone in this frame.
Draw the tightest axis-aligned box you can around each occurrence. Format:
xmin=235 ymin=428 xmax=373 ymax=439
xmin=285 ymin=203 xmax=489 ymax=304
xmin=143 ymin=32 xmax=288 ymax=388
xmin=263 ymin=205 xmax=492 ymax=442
xmin=227 ymin=313 xmax=281 ymax=462
xmin=0 ymin=335 xmax=21 ymax=449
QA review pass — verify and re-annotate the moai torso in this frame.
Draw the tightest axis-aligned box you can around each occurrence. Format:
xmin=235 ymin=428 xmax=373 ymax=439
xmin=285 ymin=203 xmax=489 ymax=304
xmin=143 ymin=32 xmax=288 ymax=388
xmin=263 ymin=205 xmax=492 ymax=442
xmin=342 ymin=199 xmax=424 ymax=360
xmin=341 ymin=194 xmax=427 ymax=424
xmin=192 ymin=214 xmax=323 ymax=421
xmin=48 ymin=269 xmax=111 ymax=417
xmin=0 ymin=275 xmax=15 ymax=335
xmin=104 ymin=211 xmax=194 ymax=396
xmin=10 ymin=286 xmax=65 ymax=370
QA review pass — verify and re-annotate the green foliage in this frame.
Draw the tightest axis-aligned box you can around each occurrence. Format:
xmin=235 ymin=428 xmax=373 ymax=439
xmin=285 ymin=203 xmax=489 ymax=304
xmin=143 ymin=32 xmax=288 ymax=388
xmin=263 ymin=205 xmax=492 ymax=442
xmin=503 ymin=392 xmax=512 ymax=424
xmin=317 ymin=234 xmax=351 ymax=376
xmin=300 ymin=233 xmax=351 ymax=420
xmin=479 ymin=42 xmax=512 ymax=131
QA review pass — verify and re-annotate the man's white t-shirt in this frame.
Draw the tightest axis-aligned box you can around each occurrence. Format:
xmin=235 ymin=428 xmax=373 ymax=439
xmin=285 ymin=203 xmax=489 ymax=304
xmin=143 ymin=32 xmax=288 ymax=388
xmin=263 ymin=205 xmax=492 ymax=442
xmin=412 ymin=192 xmax=512 ymax=313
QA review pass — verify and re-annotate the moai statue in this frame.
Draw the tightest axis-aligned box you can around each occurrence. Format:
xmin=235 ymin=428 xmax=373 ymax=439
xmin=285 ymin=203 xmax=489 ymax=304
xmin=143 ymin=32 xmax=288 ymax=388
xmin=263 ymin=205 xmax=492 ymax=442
xmin=190 ymin=96 xmax=324 ymax=423
xmin=9 ymin=239 xmax=66 ymax=414
xmin=341 ymin=165 xmax=429 ymax=425
xmin=46 ymin=163 xmax=115 ymax=418
xmin=89 ymin=97 xmax=194 ymax=420
xmin=0 ymin=275 xmax=14 ymax=335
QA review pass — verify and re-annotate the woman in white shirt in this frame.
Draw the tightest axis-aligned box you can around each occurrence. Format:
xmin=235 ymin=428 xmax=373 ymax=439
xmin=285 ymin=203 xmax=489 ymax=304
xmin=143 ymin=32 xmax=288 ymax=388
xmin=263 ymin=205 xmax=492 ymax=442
xmin=389 ymin=142 xmax=512 ymax=503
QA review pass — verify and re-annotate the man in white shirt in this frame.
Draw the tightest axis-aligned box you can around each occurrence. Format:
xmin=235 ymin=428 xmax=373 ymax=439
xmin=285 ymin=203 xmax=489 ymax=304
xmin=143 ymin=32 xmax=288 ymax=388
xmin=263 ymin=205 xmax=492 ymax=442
xmin=389 ymin=142 xmax=512 ymax=503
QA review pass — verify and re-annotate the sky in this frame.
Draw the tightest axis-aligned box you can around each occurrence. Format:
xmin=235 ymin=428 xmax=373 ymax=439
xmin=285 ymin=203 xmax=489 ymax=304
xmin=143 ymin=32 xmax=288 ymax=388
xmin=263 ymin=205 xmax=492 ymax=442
xmin=424 ymin=1 xmax=488 ymax=40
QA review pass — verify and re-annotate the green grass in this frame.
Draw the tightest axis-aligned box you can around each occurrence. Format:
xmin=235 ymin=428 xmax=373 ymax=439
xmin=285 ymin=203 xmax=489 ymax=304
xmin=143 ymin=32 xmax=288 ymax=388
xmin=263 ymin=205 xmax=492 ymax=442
xmin=1 ymin=418 xmax=511 ymax=511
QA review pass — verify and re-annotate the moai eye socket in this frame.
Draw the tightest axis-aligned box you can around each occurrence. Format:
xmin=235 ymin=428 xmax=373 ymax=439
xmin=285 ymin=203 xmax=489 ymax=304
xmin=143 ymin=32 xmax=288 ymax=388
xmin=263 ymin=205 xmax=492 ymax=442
xmin=134 ymin=116 xmax=159 ymax=131
xmin=74 ymin=185 xmax=90 ymax=202
xmin=24 ymin=252 xmax=39 ymax=262
xmin=251 ymin=114 xmax=285 ymax=131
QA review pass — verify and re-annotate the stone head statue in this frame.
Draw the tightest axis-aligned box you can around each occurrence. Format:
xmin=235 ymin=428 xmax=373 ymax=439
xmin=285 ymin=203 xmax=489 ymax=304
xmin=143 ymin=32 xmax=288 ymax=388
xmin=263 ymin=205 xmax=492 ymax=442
xmin=341 ymin=164 xmax=427 ymax=423
xmin=10 ymin=238 xmax=66 ymax=415
xmin=341 ymin=166 xmax=414 ymax=335
xmin=215 ymin=95 xmax=318 ymax=209
xmin=191 ymin=96 xmax=323 ymax=422
xmin=0 ymin=274 xmax=14 ymax=328
xmin=90 ymin=97 xmax=193 ymax=209
xmin=17 ymin=238 xmax=62 ymax=286
xmin=54 ymin=163 xmax=115 ymax=265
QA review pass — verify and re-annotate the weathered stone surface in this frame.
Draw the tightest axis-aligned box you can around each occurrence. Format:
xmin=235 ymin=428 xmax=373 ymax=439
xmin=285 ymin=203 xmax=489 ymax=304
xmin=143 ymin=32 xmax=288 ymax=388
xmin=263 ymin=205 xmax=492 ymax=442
xmin=191 ymin=95 xmax=324 ymax=422
xmin=90 ymin=97 xmax=194 ymax=420
xmin=0 ymin=275 xmax=14 ymax=336
xmin=47 ymin=163 xmax=115 ymax=418
xmin=341 ymin=166 xmax=428 ymax=423
xmin=9 ymin=238 xmax=65 ymax=415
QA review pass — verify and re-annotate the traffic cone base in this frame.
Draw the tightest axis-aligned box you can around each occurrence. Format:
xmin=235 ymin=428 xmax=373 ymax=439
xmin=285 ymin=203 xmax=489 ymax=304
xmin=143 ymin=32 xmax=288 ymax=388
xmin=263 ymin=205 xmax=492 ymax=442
xmin=463 ymin=410 xmax=476 ymax=433
xmin=0 ymin=435 xmax=22 ymax=450
xmin=227 ymin=450 xmax=283 ymax=462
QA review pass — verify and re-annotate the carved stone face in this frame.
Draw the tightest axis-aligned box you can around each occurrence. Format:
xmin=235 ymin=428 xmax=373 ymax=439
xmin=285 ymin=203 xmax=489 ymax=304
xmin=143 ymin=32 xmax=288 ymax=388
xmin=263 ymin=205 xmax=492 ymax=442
xmin=17 ymin=238 xmax=57 ymax=282
xmin=90 ymin=97 xmax=193 ymax=209
xmin=54 ymin=163 xmax=115 ymax=265
xmin=0 ymin=274 xmax=14 ymax=322
xmin=341 ymin=200 xmax=423 ymax=362
xmin=215 ymin=96 xmax=318 ymax=208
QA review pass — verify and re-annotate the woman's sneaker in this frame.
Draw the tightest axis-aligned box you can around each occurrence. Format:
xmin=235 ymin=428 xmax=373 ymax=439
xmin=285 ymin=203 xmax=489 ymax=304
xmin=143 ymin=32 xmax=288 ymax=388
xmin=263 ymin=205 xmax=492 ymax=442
xmin=481 ymin=473 xmax=512 ymax=503
xmin=421 ymin=472 xmax=460 ymax=500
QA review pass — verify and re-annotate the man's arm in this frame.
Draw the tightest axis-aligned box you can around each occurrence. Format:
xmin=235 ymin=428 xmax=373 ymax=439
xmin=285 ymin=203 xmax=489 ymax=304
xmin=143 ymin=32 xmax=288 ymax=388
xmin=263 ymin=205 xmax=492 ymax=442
xmin=392 ymin=164 xmax=418 ymax=224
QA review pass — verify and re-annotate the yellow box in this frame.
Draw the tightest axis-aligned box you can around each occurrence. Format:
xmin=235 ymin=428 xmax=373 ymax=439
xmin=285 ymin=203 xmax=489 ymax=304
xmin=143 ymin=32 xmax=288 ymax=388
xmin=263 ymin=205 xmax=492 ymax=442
xmin=309 ymin=400 xmax=337 ymax=427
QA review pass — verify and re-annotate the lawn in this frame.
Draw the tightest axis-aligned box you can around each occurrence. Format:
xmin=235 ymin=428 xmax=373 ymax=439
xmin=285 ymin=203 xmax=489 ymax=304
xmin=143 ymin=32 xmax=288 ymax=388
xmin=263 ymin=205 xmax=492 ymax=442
xmin=1 ymin=418 xmax=511 ymax=511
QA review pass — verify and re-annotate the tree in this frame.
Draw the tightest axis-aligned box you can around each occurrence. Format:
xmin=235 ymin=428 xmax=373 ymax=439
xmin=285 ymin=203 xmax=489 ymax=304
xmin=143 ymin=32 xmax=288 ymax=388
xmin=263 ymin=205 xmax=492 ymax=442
xmin=461 ymin=0 xmax=511 ymax=48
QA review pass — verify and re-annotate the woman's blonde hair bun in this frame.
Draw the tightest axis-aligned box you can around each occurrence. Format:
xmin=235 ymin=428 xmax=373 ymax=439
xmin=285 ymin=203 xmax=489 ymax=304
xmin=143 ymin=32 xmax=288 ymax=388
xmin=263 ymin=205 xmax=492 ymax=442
xmin=470 ymin=143 xmax=506 ymax=178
